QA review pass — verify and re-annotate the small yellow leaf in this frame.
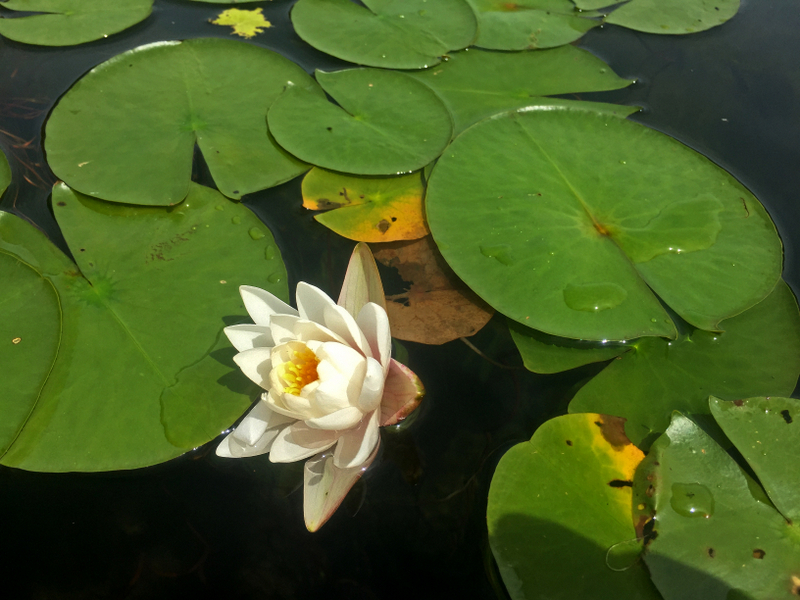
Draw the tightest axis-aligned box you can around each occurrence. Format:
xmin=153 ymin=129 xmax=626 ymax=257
xmin=210 ymin=8 xmax=271 ymax=39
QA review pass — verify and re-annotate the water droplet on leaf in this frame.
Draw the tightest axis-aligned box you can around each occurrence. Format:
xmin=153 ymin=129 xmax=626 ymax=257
xmin=249 ymin=227 xmax=265 ymax=240
xmin=479 ymin=244 xmax=516 ymax=265
xmin=670 ymin=482 xmax=715 ymax=518
xmin=563 ymin=282 xmax=628 ymax=312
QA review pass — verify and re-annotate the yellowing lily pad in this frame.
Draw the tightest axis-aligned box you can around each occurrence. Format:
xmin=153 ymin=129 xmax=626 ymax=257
xmin=45 ymin=38 xmax=318 ymax=205
xmin=0 ymin=182 xmax=288 ymax=472
xmin=0 ymin=0 xmax=153 ymax=46
xmin=302 ymin=168 xmax=428 ymax=243
xmin=210 ymin=8 xmax=271 ymax=39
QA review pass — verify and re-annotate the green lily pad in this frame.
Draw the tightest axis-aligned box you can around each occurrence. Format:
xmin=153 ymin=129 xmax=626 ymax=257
xmin=268 ymin=68 xmax=453 ymax=176
xmin=45 ymin=38 xmax=317 ymax=206
xmin=0 ymin=182 xmax=288 ymax=472
xmin=635 ymin=413 xmax=800 ymax=600
xmin=302 ymin=168 xmax=428 ymax=243
xmin=573 ymin=0 xmax=618 ymax=9
xmin=569 ymin=281 xmax=800 ymax=447
xmin=290 ymin=0 xmax=477 ymax=69
xmin=407 ymin=46 xmax=636 ymax=134
xmin=487 ymin=413 xmax=660 ymax=600
xmin=710 ymin=396 xmax=800 ymax=524
xmin=0 ymin=150 xmax=10 ymax=196
xmin=465 ymin=0 xmax=598 ymax=50
xmin=0 ymin=0 xmax=153 ymax=46
xmin=425 ymin=106 xmax=782 ymax=341
xmin=606 ymin=0 xmax=741 ymax=34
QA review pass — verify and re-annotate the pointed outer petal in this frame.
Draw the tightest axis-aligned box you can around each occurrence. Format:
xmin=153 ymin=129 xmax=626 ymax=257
xmin=240 ymin=285 xmax=297 ymax=325
xmin=380 ymin=359 xmax=425 ymax=427
xmin=334 ymin=408 xmax=380 ymax=469
xmin=303 ymin=441 xmax=380 ymax=532
xmin=216 ymin=428 xmax=276 ymax=458
xmin=224 ymin=324 xmax=274 ymax=352
xmin=265 ymin=390 xmax=310 ymax=420
xmin=233 ymin=347 xmax=273 ymax=389
xmin=314 ymin=369 xmax=366 ymax=414
xmin=269 ymin=421 xmax=339 ymax=463
xmin=269 ymin=314 xmax=300 ymax=345
xmin=296 ymin=282 xmax=337 ymax=324
xmin=357 ymin=302 xmax=392 ymax=372
xmin=292 ymin=319 xmax=348 ymax=345
xmin=305 ymin=405 xmax=365 ymax=430
xmin=323 ymin=303 xmax=373 ymax=358
xmin=357 ymin=357 xmax=385 ymax=414
xmin=232 ymin=399 xmax=295 ymax=446
xmin=338 ymin=243 xmax=387 ymax=317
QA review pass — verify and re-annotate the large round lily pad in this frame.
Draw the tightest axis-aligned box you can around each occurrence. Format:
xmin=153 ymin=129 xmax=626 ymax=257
xmin=425 ymin=106 xmax=782 ymax=341
xmin=0 ymin=182 xmax=288 ymax=472
xmin=407 ymin=46 xmax=636 ymax=134
xmin=465 ymin=0 xmax=599 ymax=50
xmin=290 ymin=0 xmax=477 ymax=69
xmin=568 ymin=280 xmax=800 ymax=447
xmin=45 ymin=38 xmax=317 ymax=206
xmin=488 ymin=413 xmax=660 ymax=600
xmin=269 ymin=68 xmax=453 ymax=175
xmin=0 ymin=0 xmax=153 ymax=46
xmin=606 ymin=0 xmax=741 ymax=35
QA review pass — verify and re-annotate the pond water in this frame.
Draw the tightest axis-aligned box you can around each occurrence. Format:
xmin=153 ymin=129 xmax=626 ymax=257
xmin=1 ymin=0 xmax=798 ymax=598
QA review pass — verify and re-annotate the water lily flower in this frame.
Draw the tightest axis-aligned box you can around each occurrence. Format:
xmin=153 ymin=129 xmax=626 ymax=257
xmin=218 ymin=243 xmax=423 ymax=531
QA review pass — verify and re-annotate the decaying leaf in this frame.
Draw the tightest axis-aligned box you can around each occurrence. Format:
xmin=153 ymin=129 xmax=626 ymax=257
xmin=210 ymin=8 xmax=271 ymax=39
xmin=373 ymin=236 xmax=494 ymax=345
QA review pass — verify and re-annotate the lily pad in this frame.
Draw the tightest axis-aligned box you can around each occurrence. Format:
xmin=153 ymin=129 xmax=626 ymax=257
xmin=268 ymin=68 xmax=453 ymax=176
xmin=573 ymin=0 xmax=618 ymax=9
xmin=210 ymin=8 xmax=271 ymax=39
xmin=425 ymin=106 xmax=782 ymax=341
xmin=487 ymin=413 xmax=660 ymax=600
xmin=302 ymin=168 xmax=428 ymax=243
xmin=569 ymin=281 xmax=800 ymax=448
xmin=407 ymin=46 xmax=636 ymax=134
xmin=710 ymin=396 xmax=800 ymax=523
xmin=606 ymin=0 xmax=741 ymax=35
xmin=45 ymin=38 xmax=317 ymax=206
xmin=0 ymin=150 xmax=10 ymax=196
xmin=0 ymin=182 xmax=288 ymax=472
xmin=0 ymin=0 xmax=153 ymax=46
xmin=635 ymin=413 xmax=800 ymax=600
xmin=465 ymin=0 xmax=599 ymax=50
xmin=290 ymin=0 xmax=477 ymax=69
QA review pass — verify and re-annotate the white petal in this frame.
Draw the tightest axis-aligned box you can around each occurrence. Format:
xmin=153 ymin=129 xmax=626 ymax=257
xmin=281 ymin=391 xmax=318 ymax=419
xmin=316 ymin=342 xmax=366 ymax=379
xmin=240 ymin=285 xmax=297 ymax=325
xmin=357 ymin=357 xmax=385 ymax=413
xmin=313 ymin=374 xmax=361 ymax=414
xmin=296 ymin=282 xmax=337 ymax=324
xmin=224 ymin=324 xmax=273 ymax=352
xmin=265 ymin=390 xmax=309 ymax=420
xmin=269 ymin=314 xmax=300 ymax=345
xmin=357 ymin=302 xmax=392 ymax=372
xmin=233 ymin=399 xmax=294 ymax=446
xmin=333 ymin=408 xmax=380 ymax=469
xmin=233 ymin=348 xmax=272 ymax=389
xmin=269 ymin=422 xmax=338 ymax=463
xmin=217 ymin=430 xmax=274 ymax=458
xmin=323 ymin=303 xmax=373 ymax=358
xmin=292 ymin=319 xmax=347 ymax=345
xmin=305 ymin=406 xmax=364 ymax=430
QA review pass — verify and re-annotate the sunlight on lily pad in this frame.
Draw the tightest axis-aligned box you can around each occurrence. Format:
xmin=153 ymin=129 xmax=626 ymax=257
xmin=426 ymin=106 xmax=782 ymax=341
xmin=568 ymin=281 xmax=800 ymax=448
xmin=0 ymin=150 xmax=10 ymax=196
xmin=635 ymin=413 xmax=800 ymax=600
xmin=291 ymin=0 xmax=477 ymax=69
xmin=606 ymin=0 xmax=741 ymax=34
xmin=407 ymin=46 xmax=636 ymax=134
xmin=0 ymin=182 xmax=288 ymax=472
xmin=488 ymin=413 xmax=660 ymax=600
xmin=269 ymin=68 xmax=453 ymax=175
xmin=45 ymin=38 xmax=317 ymax=205
xmin=0 ymin=0 xmax=153 ymax=46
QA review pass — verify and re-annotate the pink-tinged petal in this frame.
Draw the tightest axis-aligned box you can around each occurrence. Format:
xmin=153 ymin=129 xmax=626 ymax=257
xmin=269 ymin=314 xmax=300 ymax=345
xmin=333 ymin=408 xmax=380 ymax=468
xmin=337 ymin=243 xmax=387 ymax=316
xmin=380 ymin=359 xmax=425 ymax=426
xmin=305 ymin=406 xmax=364 ymax=430
xmin=292 ymin=319 xmax=347 ymax=345
xmin=296 ymin=282 xmax=337 ymax=324
xmin=303 ymin=441 xmax=380 ymax=532
xmin=224 ymin=324 xmax=274 ymax=352
xmin=233 ymin=348 xmax=273 ymax=389
xmin=269 ymin=422 xmax=338 ymax=463
xmin=323 ymin=304 xmax=373 ymax=358
xmin=314 ymin=372 xmax=364 ymax=414
xmin=357 ymin=357 xmax=385 ymax=413
xmin=240 ymin=285 xmax=297 ymax=324
xmin=356 ymin=303 xmax=392 ymax=372
xmin=232 ymin=399 xmax=294 ymax=446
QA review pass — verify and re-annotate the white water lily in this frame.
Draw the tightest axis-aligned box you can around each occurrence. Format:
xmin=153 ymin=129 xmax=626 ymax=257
xmin=218 ymin=243 xmax=423 ymax=530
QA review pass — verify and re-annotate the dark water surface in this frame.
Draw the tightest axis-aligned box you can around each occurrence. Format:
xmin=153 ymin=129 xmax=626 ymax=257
xmin=1 ymin=1 xmax=798 ymax=598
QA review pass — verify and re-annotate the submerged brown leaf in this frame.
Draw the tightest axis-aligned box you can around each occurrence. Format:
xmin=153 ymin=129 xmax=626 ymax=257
xmin=373 ymin=236 xmax=494 ymax=345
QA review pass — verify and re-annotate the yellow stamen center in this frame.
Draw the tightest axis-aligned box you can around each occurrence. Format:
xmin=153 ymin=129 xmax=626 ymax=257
xmin=278 ymin=345 xmax=320 ymax=396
